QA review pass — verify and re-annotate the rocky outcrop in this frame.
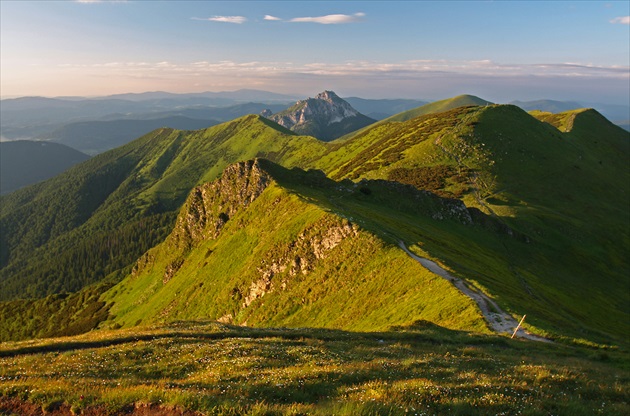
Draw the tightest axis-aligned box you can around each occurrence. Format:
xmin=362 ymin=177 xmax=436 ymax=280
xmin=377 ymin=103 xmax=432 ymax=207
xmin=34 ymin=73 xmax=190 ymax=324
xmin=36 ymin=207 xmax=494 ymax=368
xmin=168 ymin=159 xmax=272 ymax=252
xmin=131 ymin=160 xmax=273 ymax=281
xmin=264 ymin=91 xmax=376 ymax=141
xmin=269 ymin=91 xmax=359 ymax=129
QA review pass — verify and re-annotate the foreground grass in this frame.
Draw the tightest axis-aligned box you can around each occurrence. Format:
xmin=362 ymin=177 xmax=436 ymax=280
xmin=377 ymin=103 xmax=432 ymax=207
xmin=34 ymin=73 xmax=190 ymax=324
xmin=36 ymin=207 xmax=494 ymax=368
xmin=0 ymin=322 xmax=628 ymax=415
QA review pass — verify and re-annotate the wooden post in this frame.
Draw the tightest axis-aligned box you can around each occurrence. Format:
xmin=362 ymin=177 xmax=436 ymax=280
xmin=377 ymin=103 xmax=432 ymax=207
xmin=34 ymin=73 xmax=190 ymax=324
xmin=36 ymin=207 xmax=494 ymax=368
xmin=511 ymin=314 xmax=526 ymax=339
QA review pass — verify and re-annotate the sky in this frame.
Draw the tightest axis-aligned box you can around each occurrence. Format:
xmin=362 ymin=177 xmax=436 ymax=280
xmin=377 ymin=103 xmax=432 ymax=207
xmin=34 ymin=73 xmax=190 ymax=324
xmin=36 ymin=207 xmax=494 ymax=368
xmin=1 ymin=0 xmax=629 ymax=104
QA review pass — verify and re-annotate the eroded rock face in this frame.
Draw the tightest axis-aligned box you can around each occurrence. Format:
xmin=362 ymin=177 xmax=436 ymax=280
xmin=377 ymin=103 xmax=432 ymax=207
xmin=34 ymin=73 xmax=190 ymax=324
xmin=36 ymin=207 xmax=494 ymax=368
xmin=243 ymin=218 xmax=359 ymax=308
xmin=169 ymin=159 xmax=272 ymax=251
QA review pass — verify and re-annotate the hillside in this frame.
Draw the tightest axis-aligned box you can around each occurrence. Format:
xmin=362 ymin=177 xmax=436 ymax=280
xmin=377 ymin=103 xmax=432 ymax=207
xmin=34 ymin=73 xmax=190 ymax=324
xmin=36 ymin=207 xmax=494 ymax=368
xmin=0 ymin=140 xmax=89 ymax=194
xmin=104 ymin=159 xmax=486 ymax=333
xmin=338 ymin=94 xmax=493 ymax=141
xmin=512 ymin=99 xmax=630 ymax=128
xmin=315 ymin=104 xmax=630 ymax=343
xmin=384 ymin=94 xmax=492 ymax=123
xmin=0 ymin=116 xmax=326 ymax=302
xmin=265 ymin=91 xmax=376 ymax=141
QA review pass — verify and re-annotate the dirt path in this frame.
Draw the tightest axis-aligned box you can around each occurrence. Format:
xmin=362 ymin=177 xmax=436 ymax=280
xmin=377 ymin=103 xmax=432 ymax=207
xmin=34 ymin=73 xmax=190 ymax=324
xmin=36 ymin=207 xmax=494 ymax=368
xmin=398 ymin=242 xmax=550 ymax=342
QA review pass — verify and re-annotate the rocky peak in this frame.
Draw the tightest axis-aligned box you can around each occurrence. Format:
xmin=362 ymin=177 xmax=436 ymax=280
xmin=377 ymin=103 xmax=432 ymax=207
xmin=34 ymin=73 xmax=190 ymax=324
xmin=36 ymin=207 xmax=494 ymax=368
xmin=315 ymin=90 xmax=341 ymax=103
xmin=297 ymin=90 xmax=359 ymax=122
xmin=263 ymin=90 xmax=373 ymax=141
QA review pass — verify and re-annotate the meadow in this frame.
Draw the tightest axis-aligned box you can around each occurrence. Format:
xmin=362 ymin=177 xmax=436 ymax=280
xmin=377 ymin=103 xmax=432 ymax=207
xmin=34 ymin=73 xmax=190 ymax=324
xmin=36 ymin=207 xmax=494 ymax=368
xmin=0 ymin=321 xmax=627 ymax=415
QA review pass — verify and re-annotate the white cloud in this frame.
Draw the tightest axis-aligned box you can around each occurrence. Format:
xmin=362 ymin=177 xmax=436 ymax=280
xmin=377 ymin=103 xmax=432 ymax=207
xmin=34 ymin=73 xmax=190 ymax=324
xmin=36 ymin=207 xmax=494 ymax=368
xmin=289 ymin=12 xmax=365 ymax=24
xmin=55 ymin=59 xmax=629 ymax=82
xmin=10 ymin=58 xmax=628 ymax=101
xmin=610 ymin=16 xmax=630 ymax=25
xmin=264 ymin=15 xmax=282 ymax=21
xmin=192 ymin=16 xmax=247 ymax=24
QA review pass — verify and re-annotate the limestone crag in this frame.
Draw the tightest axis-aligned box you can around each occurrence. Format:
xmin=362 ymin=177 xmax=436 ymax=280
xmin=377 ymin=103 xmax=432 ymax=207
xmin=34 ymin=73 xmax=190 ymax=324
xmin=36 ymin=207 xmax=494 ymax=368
xmin=264 ymin=91 xmax=376 ymax=141
xmin=169 ymin=159 xmax=272 ymax=251
xmin=243 ymin=218 xmax=360 ymax=308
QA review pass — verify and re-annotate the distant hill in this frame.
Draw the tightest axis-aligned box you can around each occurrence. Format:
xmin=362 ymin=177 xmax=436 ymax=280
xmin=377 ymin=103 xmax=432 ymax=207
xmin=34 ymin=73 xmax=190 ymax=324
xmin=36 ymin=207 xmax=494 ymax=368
xmin=13 ymin=103 xmax=288 ymax=155
xmin=103 ymin=89 xmax=300 ymax=103
xmin=343 ymin=97 xmax=427 ymax=120
xmin=0 ymin=140 xmax=89 ymax=194
xmin=38 ymin=116 xmax=219 ymax=155
xmin=105 ymin=102 xmax=289 ymax=123
xmin=264 ymin=91 xmax=376 ymax=141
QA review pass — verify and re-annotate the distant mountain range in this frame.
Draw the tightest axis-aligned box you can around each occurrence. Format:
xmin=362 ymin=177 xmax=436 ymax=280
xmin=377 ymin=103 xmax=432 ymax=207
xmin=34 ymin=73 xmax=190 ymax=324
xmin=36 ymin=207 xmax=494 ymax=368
xmin=1 ymin=90 xmax=627 ymax=199
xmin=0 ymin=90 xmax=300 ymax=140
xmin=37 ymin=116 xmax=219 ymax=155
xmin=1 ymin=95 xmax=627 ymax=350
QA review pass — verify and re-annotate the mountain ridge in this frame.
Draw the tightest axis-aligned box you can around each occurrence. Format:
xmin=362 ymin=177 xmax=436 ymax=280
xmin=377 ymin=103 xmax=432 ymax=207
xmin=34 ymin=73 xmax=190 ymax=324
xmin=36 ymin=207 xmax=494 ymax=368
xmin=0 ymin=96 xmax=628 ymax=346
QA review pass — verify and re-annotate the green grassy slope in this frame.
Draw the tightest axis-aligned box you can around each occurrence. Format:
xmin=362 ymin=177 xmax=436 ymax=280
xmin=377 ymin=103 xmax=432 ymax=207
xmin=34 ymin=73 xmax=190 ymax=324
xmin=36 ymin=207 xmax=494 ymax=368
xmin=313 ymin=104 xmax=629 ymax=344
xmin=1 ymin=98 xmax=627 ymax=347
xmin=338 ymin=94 xmax=493 ymax=142
xmin=105 ymin=159 xmax=486 ymax=334
xmin=0 ymin=115 xmax=325 ymax=302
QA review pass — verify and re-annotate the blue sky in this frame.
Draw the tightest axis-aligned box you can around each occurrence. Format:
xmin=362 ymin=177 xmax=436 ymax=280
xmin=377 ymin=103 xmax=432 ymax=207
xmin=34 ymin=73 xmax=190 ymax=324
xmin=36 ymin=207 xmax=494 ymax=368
xmin=1 ymin=0 xmax=629 ymax=103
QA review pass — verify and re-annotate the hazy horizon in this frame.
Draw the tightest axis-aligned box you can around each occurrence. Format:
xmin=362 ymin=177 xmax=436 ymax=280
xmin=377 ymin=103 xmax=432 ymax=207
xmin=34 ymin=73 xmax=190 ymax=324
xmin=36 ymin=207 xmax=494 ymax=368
xmin=1 ymin=1 xmax=629 ymax=105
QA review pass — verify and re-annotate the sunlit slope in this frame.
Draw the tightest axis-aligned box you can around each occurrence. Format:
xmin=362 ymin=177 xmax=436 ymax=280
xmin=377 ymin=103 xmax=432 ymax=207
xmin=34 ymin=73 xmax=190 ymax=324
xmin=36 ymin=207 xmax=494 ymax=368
xmin=0 ymin=115 xmax=326 ymax=300
xmin=384 ymin=94 xmax=493 ymax=123
xmin=315 ymin=104 xmax=629 ymax=342
xmin=1 ymin=99 xmax=627 ymax=345
xmin=105 ymin=159 xmax=487 ymax=333
xmin=338 ymin=95 xmax=492 ymax=141
xmin=2 ymin=322 xmax=628 ymax=416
